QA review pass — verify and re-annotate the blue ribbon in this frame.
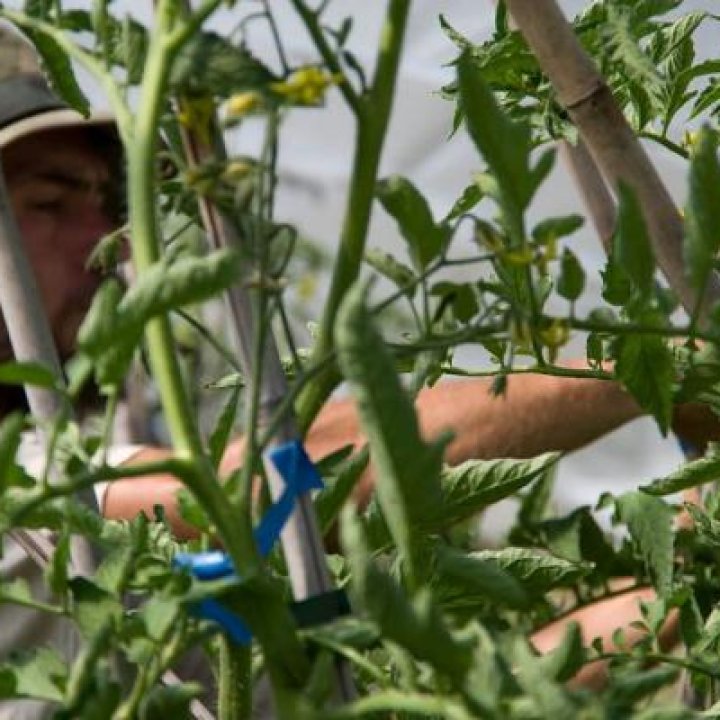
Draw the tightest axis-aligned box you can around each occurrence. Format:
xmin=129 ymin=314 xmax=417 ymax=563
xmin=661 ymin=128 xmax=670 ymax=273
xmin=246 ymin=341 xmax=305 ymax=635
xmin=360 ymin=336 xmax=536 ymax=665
xmin=173 ymin=439 xmax=324 ymax=644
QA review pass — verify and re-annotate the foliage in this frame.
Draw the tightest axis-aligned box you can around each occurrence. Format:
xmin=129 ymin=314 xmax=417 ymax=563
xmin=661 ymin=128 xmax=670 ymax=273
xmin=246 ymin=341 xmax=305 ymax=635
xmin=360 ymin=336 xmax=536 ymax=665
xmin=0 ymin=0 xmax=719 ymax=718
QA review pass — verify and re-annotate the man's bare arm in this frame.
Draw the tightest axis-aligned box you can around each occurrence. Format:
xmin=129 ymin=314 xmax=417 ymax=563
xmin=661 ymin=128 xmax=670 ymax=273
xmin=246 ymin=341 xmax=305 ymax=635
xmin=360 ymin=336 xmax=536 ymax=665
xmin=104 ymin=367 xmax=644 ymax=524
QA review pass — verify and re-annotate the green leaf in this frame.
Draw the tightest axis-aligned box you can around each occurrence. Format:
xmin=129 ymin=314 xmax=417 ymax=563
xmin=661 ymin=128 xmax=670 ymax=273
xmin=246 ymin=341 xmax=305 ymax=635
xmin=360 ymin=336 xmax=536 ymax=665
xmin=684 ymin=126 xmax=720 ymax=292
xmin=366 ymin=453 xmax=559 ymax=550
xmin=0 ymin=412 xmax=33 ymax=490
xmin=430 ymin=281 xmax=479 ymax=322
xmin=616 ymin=491 xmax=675 ymax=597
xmin=512 ymin=637 xmax=580 ymax=720
xmin=0 ymin=668 xmax=16 ymax=699
xmin=45 ymin=531 xmax=70 ymax=599
xmin=443 ymin=182 xmax=483 ymax=222
xmin=532 ymin=215 xmax=584 ymax=244
xmin=436 ymin=453 xmax=559 ymax=528
xmin=538 ymin=621 xmax=586 ymax=683
xmin=0 ymin=361 xmax=57 ymax=388
xmin=556 ymin=248 xmax=585 ymax=301
xmin=540 ymin=507 xmax=618 ymax=576
xmin=335 ymin=282 xmax=447 ymax=585
xmin=315 ymin=446 xmax=370 ymax=535
xmin=69 ymin=577 xmax=123 ymax=640
xmin=142 ymin=595 xmax=180 ymax=643
xmin=139 ymin=683 xmax=203 ymax=720
xmin=642 ymin=455 xmax=720 ymax=496
xmin=432 ymin=542 xmax=530 ymax=611
xmin=376 ymin=176 xmax=448 ymax=270
xmin=613 ymin=182 xmax=656 ymax=300
xmin=615 ymin=333 xmax=674 ymax=435
xmin=469 ymin=548 xmax=591 ymax=594
xmin=341 ymin=507 xmax=472 ymax=679
xmin=209 ymin=385 xmax=240 ymax=470
xmin=23 ymin=28 xmax=90 ymax=116
xmin=364 ymin=248 xmax=416 ymax=296
xmin=169 ymin=31 xmax=276 ymax=96
xmin=457 ymin=51 xmax=535 ymax=240
xmin=9 ymin=646 xmax=66 ymax=702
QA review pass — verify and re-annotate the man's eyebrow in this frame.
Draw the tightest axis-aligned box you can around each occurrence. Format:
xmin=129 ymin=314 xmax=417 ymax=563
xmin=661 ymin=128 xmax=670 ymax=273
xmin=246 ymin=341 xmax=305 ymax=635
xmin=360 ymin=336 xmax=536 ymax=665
xmin=35 ymin=170 xmax=93 ymax=189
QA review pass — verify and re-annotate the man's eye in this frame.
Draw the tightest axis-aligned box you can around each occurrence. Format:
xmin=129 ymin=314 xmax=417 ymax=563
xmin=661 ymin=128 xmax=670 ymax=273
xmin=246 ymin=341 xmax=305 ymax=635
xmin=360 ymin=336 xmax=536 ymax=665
xmin=31 ymin=200 xmax=62 ymax=213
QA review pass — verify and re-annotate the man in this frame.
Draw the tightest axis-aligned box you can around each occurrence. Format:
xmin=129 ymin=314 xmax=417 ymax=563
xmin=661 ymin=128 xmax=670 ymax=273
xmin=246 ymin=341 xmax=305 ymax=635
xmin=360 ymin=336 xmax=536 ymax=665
xmin=0 ymin=22 xmax=711 ymax=715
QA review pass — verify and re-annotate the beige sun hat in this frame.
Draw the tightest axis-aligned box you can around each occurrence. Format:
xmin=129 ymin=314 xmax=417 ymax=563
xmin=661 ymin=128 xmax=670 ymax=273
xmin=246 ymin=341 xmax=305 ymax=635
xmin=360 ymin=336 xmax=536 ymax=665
xmin=0 ymin=22 xmax=115 ymax=149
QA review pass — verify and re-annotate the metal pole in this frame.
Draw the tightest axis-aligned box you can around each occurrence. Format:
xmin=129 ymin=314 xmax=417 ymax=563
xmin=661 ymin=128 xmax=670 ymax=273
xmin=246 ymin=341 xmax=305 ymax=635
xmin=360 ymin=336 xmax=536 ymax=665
xmin=0 ymin=164 xmax=97 ymax=576
xmin=177 ymin=112 xmax=355 ymax=700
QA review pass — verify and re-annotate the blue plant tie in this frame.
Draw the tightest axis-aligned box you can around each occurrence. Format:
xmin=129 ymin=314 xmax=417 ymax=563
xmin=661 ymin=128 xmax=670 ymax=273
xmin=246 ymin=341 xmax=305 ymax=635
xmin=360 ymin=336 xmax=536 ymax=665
xmin=254 ymin=439 xmax=324 ymax=556
xmin=173 ymin=439 xmax=325 ymax=644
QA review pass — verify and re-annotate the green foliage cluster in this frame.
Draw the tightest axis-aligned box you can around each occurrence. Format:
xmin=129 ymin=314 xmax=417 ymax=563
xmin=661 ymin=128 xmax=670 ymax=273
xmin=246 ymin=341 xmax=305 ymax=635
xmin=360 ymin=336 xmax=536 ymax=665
xmin=0 ymin=0 xmax=720 ymax=718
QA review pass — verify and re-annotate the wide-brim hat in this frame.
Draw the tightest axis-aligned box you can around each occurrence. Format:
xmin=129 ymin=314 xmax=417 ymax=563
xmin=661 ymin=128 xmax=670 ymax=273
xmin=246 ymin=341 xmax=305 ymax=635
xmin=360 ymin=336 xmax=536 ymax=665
xmin=0 ymin=23 xmax=116 ymax=149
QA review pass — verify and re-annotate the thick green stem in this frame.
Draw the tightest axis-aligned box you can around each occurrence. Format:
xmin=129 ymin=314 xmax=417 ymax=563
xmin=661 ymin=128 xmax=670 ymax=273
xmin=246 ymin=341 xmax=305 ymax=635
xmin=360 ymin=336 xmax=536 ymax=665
xmin=218 ymin=638 xmax=252 ymax=720
xmin=127 ymin=3 xmax=254 ymax=571
xmin=296 ymin=0 xmax=411 ymax=433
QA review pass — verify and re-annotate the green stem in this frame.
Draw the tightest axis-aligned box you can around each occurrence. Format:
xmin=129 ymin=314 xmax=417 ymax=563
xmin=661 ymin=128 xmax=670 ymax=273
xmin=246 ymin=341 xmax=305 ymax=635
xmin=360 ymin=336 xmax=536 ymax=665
xmin=289 ymin=0 xmax=362 ymax=115
xmin=127 ymin=1 xmax=255 ymax=572
xmin=218 ymin=637 xmax=252 ymax=720
xmin=296 ymin=0 xmax=411 ymax=433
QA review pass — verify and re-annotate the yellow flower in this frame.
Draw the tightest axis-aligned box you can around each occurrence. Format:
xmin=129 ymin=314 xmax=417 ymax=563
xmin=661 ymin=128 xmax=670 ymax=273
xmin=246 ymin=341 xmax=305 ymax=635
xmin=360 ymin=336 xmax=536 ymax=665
xmin=225 ymin=92 xmax=260 ymax=118
xmin=271 ymin=66 xmax=340 ymax=106
xmin=176 ymin=97 xmax=215 ymax=145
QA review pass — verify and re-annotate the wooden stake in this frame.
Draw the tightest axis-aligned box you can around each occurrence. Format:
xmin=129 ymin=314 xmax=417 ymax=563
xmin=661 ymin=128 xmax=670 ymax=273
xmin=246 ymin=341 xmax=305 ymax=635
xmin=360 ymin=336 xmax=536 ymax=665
xmin=505 ymin=0 xmax=720 ymax=319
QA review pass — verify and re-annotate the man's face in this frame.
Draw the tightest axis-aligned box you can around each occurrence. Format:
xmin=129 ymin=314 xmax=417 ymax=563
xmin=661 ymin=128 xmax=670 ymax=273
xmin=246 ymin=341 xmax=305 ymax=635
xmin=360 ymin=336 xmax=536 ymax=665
xmin=1 ymin=126 xmax=118 ymax=359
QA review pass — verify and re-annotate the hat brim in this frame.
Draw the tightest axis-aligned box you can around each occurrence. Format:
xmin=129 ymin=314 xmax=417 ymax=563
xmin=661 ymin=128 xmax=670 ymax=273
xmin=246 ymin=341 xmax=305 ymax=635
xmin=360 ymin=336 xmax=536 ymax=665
xmin=0 ymin=107 xmax=116 ymax=149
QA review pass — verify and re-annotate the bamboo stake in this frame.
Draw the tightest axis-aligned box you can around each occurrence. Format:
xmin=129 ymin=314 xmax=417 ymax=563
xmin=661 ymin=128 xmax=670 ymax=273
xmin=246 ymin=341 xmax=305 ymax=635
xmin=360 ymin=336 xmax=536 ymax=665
xmin=504 ymin=0 xmax=720 ymax=320
xmin=0 ymin=166 xmax=97 ymax=576
xmin=558 ymin=138 xmax=617 ymax=253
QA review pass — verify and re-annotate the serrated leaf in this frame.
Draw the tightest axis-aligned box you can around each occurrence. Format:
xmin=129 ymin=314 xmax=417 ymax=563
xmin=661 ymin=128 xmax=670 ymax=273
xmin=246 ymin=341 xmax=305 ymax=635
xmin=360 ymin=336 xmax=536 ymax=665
xmin=24 ymin=28 xmax=90 ymax=116
xmin=376 ymin=176 xmax=447 ymax=270
xmin=432 ymin=542 xmax=530 ymax=611
xmin=366 ymin=453 xmax=559 ymax=549
xmin=469 ymin=548 xmax=591 ymax=594
xmin=642 ymin=455 xmax=720 ymax=496
xmin=556 ymin=248 xmax=585 ymax=301
xmin=615 ymin=333 xmax=674 ymax=435
xmin=169 ymin=31 xmax=276 ymax=96
xmin=9 ymin=646 xmax=66 ymax=702
xmin=616 ymin=491 xmax=674 ymax=597
xmin=684 ymin=126 xmax=720 ymax=291
xmin=457 ymin=51 xmax=535 ymax=240
xmin=341 ymin=507 xmax=472 ymax=679
xmin=335 ymin=282 xmax=446 ymax=584
xmin=69 ymin=577 xmax=123 ymax=640
xmin=364 ymin=248 xmax=416 ymax=296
